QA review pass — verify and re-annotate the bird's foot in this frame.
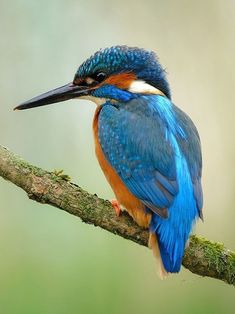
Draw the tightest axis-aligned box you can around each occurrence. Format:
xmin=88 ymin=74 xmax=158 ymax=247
xmin=110 ymin=199 xmax=122 ymax=217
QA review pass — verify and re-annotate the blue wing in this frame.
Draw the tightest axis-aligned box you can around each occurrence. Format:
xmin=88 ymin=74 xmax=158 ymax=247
xmin=98 ymin=96 xmax=203 ymax=219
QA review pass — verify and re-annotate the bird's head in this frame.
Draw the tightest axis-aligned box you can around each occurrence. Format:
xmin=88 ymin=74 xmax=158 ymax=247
xmin=15 ymin=46 xmax=171 ymax=110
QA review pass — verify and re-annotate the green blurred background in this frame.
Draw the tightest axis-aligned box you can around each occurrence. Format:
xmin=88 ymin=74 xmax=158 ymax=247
xmin=0 ymin=0 xmax=234 ymax=313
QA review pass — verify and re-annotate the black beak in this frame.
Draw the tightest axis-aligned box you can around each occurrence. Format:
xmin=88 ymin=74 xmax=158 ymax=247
xmin=14 ymin=82 xmax=90 ymax=110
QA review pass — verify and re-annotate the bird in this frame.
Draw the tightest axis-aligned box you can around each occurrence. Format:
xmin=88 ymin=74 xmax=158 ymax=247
xmin=15 ymin=46 xmax=203 ymax=277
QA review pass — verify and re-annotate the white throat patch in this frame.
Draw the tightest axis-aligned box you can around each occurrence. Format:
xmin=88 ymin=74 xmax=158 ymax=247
xmin=79 ymin=95 xmax=107 ymax=106
xmin=128 ymin=80 xmax=164 ymax=96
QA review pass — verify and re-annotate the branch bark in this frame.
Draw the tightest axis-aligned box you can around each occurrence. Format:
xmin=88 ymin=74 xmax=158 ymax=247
xmin=0 ymin=145 xmax=234 ymax=286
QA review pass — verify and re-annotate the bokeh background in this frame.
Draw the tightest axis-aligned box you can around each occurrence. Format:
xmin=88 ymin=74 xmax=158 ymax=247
xmin=0 ymin=1 xmax=234 ymax=313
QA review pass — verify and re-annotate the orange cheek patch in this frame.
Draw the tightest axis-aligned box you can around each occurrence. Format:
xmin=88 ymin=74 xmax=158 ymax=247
xmin=104 ymin=72 xmax=136 ymax=89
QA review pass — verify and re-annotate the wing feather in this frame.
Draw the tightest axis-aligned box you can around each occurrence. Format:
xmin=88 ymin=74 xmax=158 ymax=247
xmin=98 ymin=98 xmax=178 ymax=218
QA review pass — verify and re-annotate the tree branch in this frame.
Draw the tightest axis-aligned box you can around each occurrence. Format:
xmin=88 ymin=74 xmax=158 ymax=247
xmin=0 ymin=145 xmax=234 ymax=286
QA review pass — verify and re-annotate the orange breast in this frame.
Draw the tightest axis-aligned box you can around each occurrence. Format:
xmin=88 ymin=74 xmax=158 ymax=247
xmin=93 ymin=107 xmax=150 ymax=228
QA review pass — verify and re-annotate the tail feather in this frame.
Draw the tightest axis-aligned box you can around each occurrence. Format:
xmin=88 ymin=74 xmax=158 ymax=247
xmin=157 ymin=237 xmax=183 ymax=272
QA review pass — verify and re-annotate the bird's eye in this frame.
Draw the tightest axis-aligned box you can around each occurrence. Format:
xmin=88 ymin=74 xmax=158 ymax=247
xmin=91 ymin=72 xmax=107 ymax=83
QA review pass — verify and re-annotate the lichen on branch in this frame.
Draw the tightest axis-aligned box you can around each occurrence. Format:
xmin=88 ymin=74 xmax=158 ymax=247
xmin=0 ymin=145 xmax=234 ymax=286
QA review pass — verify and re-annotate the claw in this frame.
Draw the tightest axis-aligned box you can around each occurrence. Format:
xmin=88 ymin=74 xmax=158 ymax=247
xmin=110 ymin=199 xmax=122 ymax=216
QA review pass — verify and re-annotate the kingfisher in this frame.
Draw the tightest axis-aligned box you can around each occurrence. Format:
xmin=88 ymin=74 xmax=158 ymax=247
xmin=15 ymin=46 xmax=203 ymax=276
